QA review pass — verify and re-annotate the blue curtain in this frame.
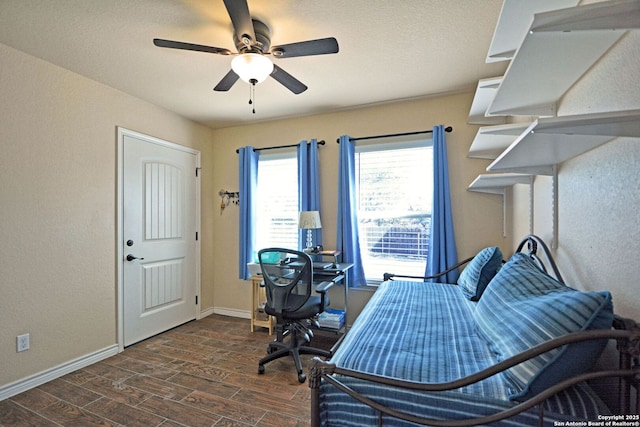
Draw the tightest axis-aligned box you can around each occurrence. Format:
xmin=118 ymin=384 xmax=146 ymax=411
xmin=298 ymin=139 xmax=322 ymax=250
xmin=425 ymin=125 xmax=459 ymax=283
xmin=337 ymin=135 xmax=366 ymax=287
xmin=238 ymin=146 xmax=259 ymax=280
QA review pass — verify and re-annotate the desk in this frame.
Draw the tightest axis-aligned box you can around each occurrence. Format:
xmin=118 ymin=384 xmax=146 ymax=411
xmin=313 ymin=263 xmax=353 ymax=334
xmin=249 ymin=262 xmax=353 ymax=335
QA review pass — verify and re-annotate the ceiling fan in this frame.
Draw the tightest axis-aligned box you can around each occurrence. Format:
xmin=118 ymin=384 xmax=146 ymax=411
xmin=153 ymin=0 xmax=339 ymax=95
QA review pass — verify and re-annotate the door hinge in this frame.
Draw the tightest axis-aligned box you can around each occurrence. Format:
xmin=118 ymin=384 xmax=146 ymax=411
xmin=196 ymin=167 xmax=201 ymax=177
xmin=195 ymin=231 xmax=198 ymax=241
xmin=195 ymin=295 xmax=198 ymax=305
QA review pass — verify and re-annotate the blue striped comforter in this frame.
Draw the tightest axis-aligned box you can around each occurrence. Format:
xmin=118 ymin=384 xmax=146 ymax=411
xmin=318 ymin=281 xmax=609 ymax=426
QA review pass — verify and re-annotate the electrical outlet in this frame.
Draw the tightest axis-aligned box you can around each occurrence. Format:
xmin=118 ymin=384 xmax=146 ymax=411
xmin=17 ymin=333 xmax=30 ymax=352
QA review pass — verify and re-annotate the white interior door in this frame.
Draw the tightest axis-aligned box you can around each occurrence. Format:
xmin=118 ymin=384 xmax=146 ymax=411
xmin=122 ymin=131 xmax=199 ymax=347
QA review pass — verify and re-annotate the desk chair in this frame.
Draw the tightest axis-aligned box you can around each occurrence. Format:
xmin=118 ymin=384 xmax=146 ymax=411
xmin=257 ymin=248 xmax=334 ymax=383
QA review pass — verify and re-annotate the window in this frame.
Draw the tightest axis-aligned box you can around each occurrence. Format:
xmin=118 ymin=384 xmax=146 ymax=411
xmin=355 ymin=138 xmax=433 ymax=283
xmin=255 ymin=149 xmax=299 ymax=252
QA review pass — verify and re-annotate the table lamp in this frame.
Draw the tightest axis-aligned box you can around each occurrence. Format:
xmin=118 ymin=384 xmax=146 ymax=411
xmin=298 ymin=211 xmax=322 ymax=250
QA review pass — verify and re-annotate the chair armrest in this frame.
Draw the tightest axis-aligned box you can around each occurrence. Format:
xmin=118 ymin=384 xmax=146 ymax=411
xmin=315 ymin=280 xmax=335 ymax=294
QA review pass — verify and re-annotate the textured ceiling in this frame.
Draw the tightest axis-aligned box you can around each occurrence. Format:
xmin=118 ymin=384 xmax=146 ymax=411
xmin=0 ymin=0 xmax=508 ymax=129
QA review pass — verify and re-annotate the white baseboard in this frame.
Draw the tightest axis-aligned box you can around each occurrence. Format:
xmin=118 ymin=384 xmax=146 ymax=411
xmin=0 ymin=344 xmax=119 ymax=401
xmin=213 ymin=307 xmax=251 ymax=319
xmin=200 ymin=306 xmax=250 ymax=320
xmin=199 ymin=306 xmax=216 ymax=319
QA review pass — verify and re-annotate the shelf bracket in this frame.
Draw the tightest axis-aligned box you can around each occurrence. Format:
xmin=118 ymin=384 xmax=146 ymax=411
xmin=529 ymin=176 xmax=535 ymax=236
xmin=552 ymin=164 xmax=559 ymax=249
xmin=502 ymin=189 xmax=508 ymax=238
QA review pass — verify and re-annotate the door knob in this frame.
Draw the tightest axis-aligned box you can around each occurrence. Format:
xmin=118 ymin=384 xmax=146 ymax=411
xmin=126 ymin=254 xmax=144 ymax=262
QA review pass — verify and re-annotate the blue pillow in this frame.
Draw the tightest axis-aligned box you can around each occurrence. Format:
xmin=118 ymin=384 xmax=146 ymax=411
xmin=457 ymin=246 xmax=502 ymax=301
xmin=474 ymin=253 xmax=614 ymax=401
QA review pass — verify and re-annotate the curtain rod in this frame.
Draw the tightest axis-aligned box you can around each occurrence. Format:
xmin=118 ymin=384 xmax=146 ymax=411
xmin=236 ymin=140 xmax=325 ymax=153
xmin=336 ymin=126 xmax=452 ymax=143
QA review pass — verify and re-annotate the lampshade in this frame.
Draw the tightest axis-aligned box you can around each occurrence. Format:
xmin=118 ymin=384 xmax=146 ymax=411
xmin=298 ymin=211 xmax=322 ymax=229
xmin=231 ymin=53 xmax=274 ymax=84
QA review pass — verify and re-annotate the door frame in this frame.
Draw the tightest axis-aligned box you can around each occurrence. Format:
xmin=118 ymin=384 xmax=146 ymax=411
xmin=116 ymin=127 xmax=201 ymax=352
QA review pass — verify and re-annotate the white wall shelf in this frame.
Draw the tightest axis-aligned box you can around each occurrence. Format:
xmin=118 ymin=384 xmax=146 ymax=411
xmin=468 ymin=122 xmax=531 ymax=159
xmin=468 ymin=173 xmax=532 ymax=195
xmin=487 ymin=109 xmax=640 ymax=175
xmin=472 ymin=0 xmax=640 ymax=242
xmin=486 ymin=0 xmax=579 ymax=63
xmin=487 ymin=0 xmax=640 ymax=117
xmin=468 ymin=77 xmax=507 ymax=125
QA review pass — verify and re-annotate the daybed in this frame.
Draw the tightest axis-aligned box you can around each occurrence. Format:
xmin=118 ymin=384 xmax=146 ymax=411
xmin=310 ymin=235 xmax=639 ymax=426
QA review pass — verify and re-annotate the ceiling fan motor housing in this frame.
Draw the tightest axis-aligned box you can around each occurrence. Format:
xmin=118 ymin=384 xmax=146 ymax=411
xmin=234 ymin=19 xmax=271 ymax=53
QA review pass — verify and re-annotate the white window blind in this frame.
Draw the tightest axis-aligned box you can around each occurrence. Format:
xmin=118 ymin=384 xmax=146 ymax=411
xmin=355 ymin=139 xmax=433 ymax=282
xmin=255 ymin=150 xmax=299 ymax=253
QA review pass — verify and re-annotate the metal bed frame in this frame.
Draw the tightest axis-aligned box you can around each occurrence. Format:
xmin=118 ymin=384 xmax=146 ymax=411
xmin=310 ymin=235 xmax=640 ymax=426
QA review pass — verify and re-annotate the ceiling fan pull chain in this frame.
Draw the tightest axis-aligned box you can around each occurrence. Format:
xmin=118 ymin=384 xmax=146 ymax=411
xmin=249 ymin=78 xmax=257 ymax=114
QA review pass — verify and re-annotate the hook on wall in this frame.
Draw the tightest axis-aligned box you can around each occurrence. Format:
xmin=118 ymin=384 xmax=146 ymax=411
xmin=219 ymin=189 xmax=240 ymax=215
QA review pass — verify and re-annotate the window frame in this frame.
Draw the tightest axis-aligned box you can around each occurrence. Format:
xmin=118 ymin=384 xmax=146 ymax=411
xmin=255 ymin=148 xmax=299 ymax=252
xmin=354 ymin=136 xmax=433 ymax=285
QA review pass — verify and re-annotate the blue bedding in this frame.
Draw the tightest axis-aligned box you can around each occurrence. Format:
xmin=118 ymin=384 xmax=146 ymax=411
xmin=318 ymin=281 xmax=609 ymax=426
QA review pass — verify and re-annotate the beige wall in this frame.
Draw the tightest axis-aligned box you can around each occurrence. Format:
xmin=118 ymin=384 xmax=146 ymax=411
xmin=208 ymin=92 xmax=508 ymax=323
xmin=509 ymin=31 xmax=640 ymax=320
xmin=0 ymin=43 xmax=216 ymax=389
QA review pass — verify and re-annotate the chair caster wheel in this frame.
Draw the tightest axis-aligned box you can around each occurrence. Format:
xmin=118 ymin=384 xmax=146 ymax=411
xmin=298 ymin=373 xmax=306 ymax=383
xmin=258 ymin=365 xmax=265 ymax=375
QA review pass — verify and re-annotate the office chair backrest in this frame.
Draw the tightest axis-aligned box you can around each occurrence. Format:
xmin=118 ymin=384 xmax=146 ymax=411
xmin=258 ymin=248 xmax=313 ymax=315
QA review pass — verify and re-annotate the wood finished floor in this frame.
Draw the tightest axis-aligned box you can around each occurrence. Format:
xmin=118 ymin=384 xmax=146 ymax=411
xmin=0 ymin=314 xmax=338 ymax=427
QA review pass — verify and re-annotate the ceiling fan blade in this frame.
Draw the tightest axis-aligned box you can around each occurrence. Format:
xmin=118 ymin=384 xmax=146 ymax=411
xmin=153 ymin=38 xmax=232 ymax=55
xmin=271 ymin=37 xmax=339 ymax=58
xmin=214 ymin=69 xmax=240 ymax=91
xmin=223 ymin=0 xmax=255 ymax=46
xmin=270 ymin=64 xmax=307 ymax=94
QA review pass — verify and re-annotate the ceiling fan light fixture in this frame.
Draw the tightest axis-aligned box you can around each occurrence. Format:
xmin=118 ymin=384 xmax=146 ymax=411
xmin=231 ymin=53 xmax=273 ymax=84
